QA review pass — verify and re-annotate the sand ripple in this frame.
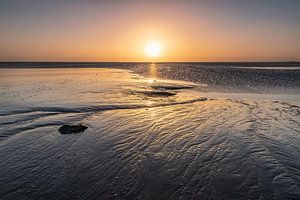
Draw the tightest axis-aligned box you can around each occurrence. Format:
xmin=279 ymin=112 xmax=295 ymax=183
xmin=0 ymin=99 xmax=299 ymax=199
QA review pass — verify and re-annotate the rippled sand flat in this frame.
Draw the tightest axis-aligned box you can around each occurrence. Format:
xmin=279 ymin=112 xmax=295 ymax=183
xmin=0 ymin=68 xmax=299 ymax=199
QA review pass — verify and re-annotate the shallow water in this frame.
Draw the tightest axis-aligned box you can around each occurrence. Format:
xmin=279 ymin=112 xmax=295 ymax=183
xmin=2 ymin=62 xmax=299 ymax=94
xmin=0 ymin=67 xmax=299 ymax=199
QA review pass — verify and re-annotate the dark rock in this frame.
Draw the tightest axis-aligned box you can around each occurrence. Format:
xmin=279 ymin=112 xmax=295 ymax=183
xmin=58 ymin=124 xmax=88 ymax=134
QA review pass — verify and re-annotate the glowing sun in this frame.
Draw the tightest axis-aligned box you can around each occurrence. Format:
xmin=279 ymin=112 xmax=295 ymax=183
xmin=145 ymin=42 xmax=161 ymax=57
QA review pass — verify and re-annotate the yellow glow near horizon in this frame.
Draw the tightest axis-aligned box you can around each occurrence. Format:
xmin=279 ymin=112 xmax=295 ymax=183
xmin=145 ymin=42 xmax=161 ymax=58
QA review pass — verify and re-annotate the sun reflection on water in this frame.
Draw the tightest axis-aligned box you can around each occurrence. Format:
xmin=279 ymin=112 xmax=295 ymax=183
xmin=149 ymin=63 xmax=157 ymax=78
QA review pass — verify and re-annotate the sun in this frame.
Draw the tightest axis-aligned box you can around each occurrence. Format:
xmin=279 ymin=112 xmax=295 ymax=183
xmin=145 ymin=42 xmax=161 ymax=58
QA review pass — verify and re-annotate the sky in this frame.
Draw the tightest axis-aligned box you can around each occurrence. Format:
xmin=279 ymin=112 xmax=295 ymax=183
xmin=0 ymin=0 xmax=300 ymax=62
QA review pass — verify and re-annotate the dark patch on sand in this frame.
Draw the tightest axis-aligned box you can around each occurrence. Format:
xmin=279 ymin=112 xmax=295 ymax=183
xmin=58 ymin=124 xmax=88 ymax=134
xmin=137 ymin=90 xmax=176 ymax=97
xmin=151 ymin=85 xmax=194 ymax=90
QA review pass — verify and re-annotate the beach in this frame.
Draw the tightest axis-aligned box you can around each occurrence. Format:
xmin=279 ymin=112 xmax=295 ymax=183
xmin=0 ymin=65 xmax=299 ymax=199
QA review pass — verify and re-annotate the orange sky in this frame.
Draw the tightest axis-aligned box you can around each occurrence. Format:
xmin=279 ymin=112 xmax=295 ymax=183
xmin=0 ymin=1 xmax=300 ymax=62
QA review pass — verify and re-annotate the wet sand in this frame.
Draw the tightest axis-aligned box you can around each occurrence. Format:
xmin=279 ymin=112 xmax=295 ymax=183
xmin=0 ymin=68 xmax=299 ymax=199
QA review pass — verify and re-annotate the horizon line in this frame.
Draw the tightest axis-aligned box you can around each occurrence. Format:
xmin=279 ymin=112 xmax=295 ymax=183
xmin=0 ymin=60 xmax=299 ymax=63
